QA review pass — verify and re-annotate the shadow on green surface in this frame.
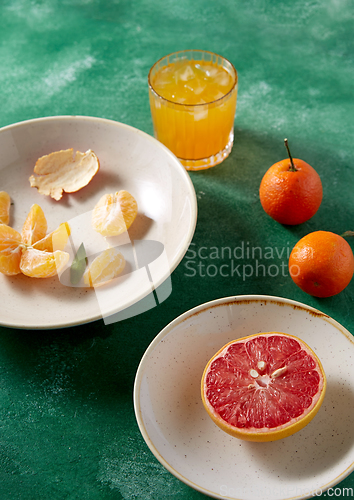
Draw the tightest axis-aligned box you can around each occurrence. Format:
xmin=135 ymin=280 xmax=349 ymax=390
xmin=184 ymin=124 xmax=354 ymax=332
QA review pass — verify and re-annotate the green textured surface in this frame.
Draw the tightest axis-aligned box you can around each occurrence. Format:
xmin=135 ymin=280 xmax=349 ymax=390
xmin=1 ymin=0 xmax=354 ymax=498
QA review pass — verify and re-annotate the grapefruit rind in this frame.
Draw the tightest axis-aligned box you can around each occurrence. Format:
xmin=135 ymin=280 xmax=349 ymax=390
xmin=201 ymin=332 xmax=326 ymax=442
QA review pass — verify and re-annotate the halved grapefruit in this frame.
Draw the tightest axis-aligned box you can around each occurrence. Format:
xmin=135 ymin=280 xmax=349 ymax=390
xmin=201 ymin=332 xmax=326 ymax=442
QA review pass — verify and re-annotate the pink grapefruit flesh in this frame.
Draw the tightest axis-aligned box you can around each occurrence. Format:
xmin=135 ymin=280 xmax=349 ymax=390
xmin=201 ymin=332 xmax=326 ymax=442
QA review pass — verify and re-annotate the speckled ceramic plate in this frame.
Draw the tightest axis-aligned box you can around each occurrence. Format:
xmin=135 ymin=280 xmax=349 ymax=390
xmin=0 ymin=116 xmax=197 ymax=329
xmin=134 ymin=295 xmax=354 ymax=500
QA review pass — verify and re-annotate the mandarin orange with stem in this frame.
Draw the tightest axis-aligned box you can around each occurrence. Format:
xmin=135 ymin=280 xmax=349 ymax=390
xmin=289 ymin=231 xmax=354 ymax=297
xmin=259 ymin=139 xmax=323 ymax=225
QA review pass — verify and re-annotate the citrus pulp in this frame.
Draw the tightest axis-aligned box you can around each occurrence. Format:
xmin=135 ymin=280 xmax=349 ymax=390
xmin=21 ymin=204 xmax=47 ymax=246
xmin=83 ymin=247 xmax=125 ymax=287
xmin=0 ymin=224 xmax=23 ymax=275
xmin=0 ymin=204 xmax=70 ymax=278
xmin=92 ymin=190 xmax=138 ymax=237
xmin=201 ymin=332 xmax=326 ymax=442
xmin=20 ymin=247 xmax=70 ymax=278
xmin=0 ymin=191 xmax=11 ymax=225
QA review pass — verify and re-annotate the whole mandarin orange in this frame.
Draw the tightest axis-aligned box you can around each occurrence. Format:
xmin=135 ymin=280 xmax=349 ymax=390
xmin=289 ymin=231 xmax=354 ymax=297
xmin=259 ymin=140 xmax=323 ymax=225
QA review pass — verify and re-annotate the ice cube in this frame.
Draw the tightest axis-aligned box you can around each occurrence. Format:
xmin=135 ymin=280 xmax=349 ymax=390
xmin=184 ymin=78 xmax=206 ymax=95
xmin=194 ymin=108 xmax=208 ymax=121
xmin=213 ymin=90 xmax=226 ymax=100
xmin=193 ymin=63 xmax=205 ymax=73
xmin=194 ymin=63 xmax=219 ymax=80
xmin=175 ymin=96 xmax=187 ymax=104
xmin=176 ymin=64 xmax=195 ymax=82
xmin=204 ymin=65 xmax=219 ymax=79
xmin=153 ymin=65 xmax=175 ymax=87
xmin=214 ymin=70 xmax=231 ymax=88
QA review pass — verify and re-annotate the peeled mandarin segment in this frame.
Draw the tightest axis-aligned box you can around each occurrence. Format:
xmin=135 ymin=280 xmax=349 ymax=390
xmin=201 ymin=332 xmax=326 ymax=442
xmin=29 ymin=148 xmax=100 ymax=201
xmin=0 ymin=224 xmax=22 ymax=252
xmin=0 ymin=252 xmax=22 ymax=276
xmin=0 ymin=225 xmax=23 ymax=275
xmin=21 ymin=204 xmax=48 ymax=246
xmin=92 ymin=190 xmax=138 ymax=237
xmin=20 ymin=247 xmax=69 ymax=278
xmin=33 ymin=222 xmax=71 ymax=252
xmin=83 ymin=247 xmax=125 ymax=287
xmin=0 ymin=191 xmax=11 ymax=225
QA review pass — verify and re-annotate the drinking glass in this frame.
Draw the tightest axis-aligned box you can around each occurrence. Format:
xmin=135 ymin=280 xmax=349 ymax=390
xmin=148 ymin=50 xmax=238 ymax=170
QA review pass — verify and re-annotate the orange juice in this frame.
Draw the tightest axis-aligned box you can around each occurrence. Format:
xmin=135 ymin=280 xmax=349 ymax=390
xmin=148 ymin=51 xmax=237 ymax=170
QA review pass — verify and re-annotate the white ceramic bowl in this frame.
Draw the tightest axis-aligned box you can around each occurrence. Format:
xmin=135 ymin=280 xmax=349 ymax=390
xmin=134 ymin=295 xmax=354 ymax=500
xmin=0 ymin=116 xmax=197 ymax=329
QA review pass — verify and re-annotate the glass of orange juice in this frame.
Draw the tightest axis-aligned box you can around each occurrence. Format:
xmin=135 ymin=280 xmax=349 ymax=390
xmin=148 ymin=50 xmax=238 ymax=171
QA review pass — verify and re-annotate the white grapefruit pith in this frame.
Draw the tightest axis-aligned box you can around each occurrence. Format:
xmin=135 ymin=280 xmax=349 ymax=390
xmin=201 ymin=332 xmax=326 ymax=442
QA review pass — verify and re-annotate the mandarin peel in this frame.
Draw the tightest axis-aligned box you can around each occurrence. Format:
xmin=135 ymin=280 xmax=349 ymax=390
xmin=29 ymin=148 xmax=100 ymax=201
